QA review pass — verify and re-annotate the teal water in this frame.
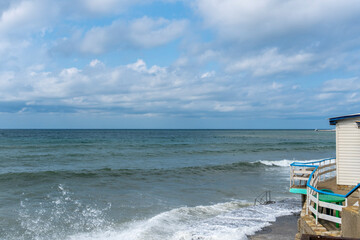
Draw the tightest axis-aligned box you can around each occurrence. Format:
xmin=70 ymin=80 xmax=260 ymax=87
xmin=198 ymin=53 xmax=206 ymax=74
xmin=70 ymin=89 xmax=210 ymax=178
xmin=0 ymin=130 xmax=335 ymax=240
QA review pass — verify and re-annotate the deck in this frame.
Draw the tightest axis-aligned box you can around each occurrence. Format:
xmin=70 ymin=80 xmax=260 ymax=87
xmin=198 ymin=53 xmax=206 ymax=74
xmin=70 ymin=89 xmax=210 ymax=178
xmin=291 ymin=178 xmax=359 ymax=232
xmin=290 ymin=158 xmax=360 ymax=234
xmin=291 ymin=177 xmax=360 ymax=206
xmin=317 ymin=178 xmax=359 ymax=206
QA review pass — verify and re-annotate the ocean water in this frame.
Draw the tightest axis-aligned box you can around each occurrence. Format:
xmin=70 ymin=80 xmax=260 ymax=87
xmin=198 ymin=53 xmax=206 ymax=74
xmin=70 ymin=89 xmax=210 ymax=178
xmin=0 ymin=129 xmax=335 ymax=240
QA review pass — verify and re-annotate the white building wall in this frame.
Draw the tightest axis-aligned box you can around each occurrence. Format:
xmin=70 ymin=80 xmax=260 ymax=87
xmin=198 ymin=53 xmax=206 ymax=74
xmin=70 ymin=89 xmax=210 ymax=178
xmin=336 ymin=117 xmax=360 ymax=186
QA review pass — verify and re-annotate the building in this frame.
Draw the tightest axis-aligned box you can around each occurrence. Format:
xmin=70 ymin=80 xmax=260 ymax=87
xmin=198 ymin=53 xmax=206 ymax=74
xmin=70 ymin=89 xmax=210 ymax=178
xmin=329 ymin=113 xmax=360 ymax=186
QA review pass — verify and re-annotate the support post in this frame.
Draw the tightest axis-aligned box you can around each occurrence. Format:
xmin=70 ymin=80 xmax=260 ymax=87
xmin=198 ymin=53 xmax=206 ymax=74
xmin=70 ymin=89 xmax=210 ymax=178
xmin=316 ymin=192 xmax=319 ymax=225
xmin=269 ymin=191 xmax=271 ymax=202
xmin=306 ymin=188 xmax=309 ymax=215
xmin=301 ymin=193 xmax=306 ymax=207
xmin=358 ymin=189 xmax=360 ymax=214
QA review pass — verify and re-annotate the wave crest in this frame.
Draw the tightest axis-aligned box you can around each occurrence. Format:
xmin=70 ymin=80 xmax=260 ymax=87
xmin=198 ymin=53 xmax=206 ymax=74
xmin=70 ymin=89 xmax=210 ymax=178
xmin=67 ymin=199 xmax=299 ymax=240
xmin=0 ymin=158 xmax=324 ymax=181
xmin=252 ymin=158 xmax=324 ymax=167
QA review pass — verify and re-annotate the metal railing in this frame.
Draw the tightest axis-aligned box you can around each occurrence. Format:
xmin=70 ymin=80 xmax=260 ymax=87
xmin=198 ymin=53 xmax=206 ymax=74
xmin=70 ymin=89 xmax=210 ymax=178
xmin=290 ymin=158 xmax=360 ymax=226
xmin=290 ymin=158 xmax=336 ymax=189
xmin=254 ymin=190 xmax=274 ymax=206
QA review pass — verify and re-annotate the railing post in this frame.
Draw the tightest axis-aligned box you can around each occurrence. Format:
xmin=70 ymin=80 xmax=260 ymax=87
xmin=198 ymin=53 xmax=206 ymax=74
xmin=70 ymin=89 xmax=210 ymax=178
xmin=306 ymin=187 xmax=309 ymax=215
xmin=290 ymin=166 xmax=292 ymax=188
xmin=265 ymin=191 xmax=267 ymax=202
xmin=316 ymin=192 xmax=319 ymax=225
xmin=358 ymin=189 xmax=360 ymax=214
xmin=358 ymin=188 xmax=360 ymax=209
xmin=269 ymin=191 xmax=271 ymax=202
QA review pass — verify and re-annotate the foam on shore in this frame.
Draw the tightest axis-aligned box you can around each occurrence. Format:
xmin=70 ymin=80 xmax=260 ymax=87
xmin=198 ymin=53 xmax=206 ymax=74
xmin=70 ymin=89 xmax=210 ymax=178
xmin=253 ymin=159 xmax=324 ymax=167
xmin=67 ymin=199 xmax=300 ymax=240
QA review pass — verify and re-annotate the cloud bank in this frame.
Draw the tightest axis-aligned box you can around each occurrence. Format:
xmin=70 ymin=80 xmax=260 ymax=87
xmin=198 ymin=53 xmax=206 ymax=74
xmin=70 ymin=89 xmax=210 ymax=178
xmin=1 ymin=0 xmax=360 ymax=127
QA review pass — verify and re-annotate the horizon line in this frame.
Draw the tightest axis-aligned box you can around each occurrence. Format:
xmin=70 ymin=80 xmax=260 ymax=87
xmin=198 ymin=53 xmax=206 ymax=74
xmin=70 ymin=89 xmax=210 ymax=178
xmin=0 ymin=128 xmax=335 ymax=130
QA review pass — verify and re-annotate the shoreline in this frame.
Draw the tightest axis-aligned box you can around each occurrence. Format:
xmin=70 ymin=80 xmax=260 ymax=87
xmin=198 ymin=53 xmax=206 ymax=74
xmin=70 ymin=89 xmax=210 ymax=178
xmin=248 ymin=212 xmax=300 ymax=240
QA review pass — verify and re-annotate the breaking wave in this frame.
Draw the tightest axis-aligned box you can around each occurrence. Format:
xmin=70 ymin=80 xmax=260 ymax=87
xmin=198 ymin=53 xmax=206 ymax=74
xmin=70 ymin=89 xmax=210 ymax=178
xmin=0 ymin=158 xmax=325 ymax=182
xmin=252 ymin=159 xmax=322 ymax=167
xmin=67 ymin=199 xmax=299 ymax=240
xmin=5 ymin=184 xmax=300 ymax=240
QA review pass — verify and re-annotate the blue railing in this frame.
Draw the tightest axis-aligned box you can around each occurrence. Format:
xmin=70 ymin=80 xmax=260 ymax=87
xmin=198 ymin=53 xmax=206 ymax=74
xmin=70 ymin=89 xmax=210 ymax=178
xmin=290 ymin=158 xmax=360 ymax=198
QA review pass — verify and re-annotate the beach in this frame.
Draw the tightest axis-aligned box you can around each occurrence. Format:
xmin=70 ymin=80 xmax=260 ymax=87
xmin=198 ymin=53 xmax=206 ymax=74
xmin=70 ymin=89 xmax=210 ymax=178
xmin=249 ymin=213 xmax=300 ymax=240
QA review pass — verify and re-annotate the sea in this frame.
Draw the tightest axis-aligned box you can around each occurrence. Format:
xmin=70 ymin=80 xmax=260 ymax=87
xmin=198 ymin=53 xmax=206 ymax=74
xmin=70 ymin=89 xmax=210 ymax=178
xmin=0 ymin=129 xmax=335 ymax=240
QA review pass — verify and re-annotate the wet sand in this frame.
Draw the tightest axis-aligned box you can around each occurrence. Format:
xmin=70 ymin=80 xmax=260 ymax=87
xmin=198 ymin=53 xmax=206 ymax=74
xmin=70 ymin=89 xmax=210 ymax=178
xmin=248 ymin=212 xmax=300 ymax=240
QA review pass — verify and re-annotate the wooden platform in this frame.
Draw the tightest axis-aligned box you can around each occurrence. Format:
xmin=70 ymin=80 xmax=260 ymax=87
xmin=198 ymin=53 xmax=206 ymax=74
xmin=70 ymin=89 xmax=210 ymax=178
xmin=318 ymin=178 xmax=359 ymax=206
xmin=290 ymin=178 xmax=359 ymax=206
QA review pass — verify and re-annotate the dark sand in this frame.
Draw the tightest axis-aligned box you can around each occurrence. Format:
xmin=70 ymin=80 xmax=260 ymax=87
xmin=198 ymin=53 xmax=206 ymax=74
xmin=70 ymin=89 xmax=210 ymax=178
xmin=248 ymin=212 xmax=300 ymax=240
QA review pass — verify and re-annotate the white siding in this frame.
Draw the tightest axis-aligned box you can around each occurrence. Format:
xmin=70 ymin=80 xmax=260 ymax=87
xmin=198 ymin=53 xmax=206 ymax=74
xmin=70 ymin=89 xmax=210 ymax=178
xmin=336 ymin=117 xmax=360 ymax=185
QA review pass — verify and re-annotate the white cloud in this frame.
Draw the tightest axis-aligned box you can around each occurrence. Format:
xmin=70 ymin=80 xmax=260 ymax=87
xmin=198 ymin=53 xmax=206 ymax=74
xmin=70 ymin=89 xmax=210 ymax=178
xmin=129 ymin=17 xmax=187 ymax=48
xmin=58 ymin=16 xmax=188 ymax=55
xmin=0 ymin=0 xmax=60 ymax=74
xmin=316 ymin=93 xmax=335 ymax=100
xmin=315 ymin=77 xmax=360 ymax=107
xmin=346 ymin=92 xmax=360 ymax=103
xmin=225 ymin=48 xmax=313 ymax=76
xmin=126 ymin=59 xmax=166 ymax=75
xmin=195 ymin=0 xmax=360 ymax=42
xmin=190 ymin=0 xmax=360 ymax=77
xmin=200 ymin=71 xmax=215 ymax=78
xmin=1 ymin=56 xmax=358 ymax=120
xmin=322 ymin=77 xmax=360 ymax=92
xmin=89 ymin=59 xmax=103 ymax=67
xmin=213 ymin=103 xmax=237 ymax=112
xmin=0 ymin=59 xmax=303 ymax=116
xmin=79 ymin=0 xmax=131 ymax=14
xmin=74 ymin=0 xmax=154 ymax=15
xmin=0 ymin=71 xmax=15 ymax=88
xmin=271 ymin=82 xmax=282 ymax=90
xmin=126 ymin=59 xmax=147 ymax=72
xmin=60 ymin=67 xmax=81 ymax=77
xmin=0 ymin=0 xmax=57 ymax=37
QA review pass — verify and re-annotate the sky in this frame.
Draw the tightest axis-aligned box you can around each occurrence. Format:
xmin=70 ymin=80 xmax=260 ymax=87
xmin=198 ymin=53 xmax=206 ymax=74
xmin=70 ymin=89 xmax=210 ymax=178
xmin=1 ymin=0 xmax=360 ymax=129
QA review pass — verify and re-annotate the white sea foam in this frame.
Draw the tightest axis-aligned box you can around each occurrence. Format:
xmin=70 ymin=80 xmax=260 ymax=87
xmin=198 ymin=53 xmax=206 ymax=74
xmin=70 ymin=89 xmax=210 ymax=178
xmin=253 ymin=159 xmax=324 ymax=167
xmin=66 ymin=199 xmax=300 ymax=240
xmin=16 ymin=184 xmax=112 ymax=240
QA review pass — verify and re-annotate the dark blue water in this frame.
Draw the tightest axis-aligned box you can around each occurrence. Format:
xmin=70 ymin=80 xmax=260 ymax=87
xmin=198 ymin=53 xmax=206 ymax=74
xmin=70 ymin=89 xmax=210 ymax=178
xmin=0 ymin=130 xmax=335 ymax=240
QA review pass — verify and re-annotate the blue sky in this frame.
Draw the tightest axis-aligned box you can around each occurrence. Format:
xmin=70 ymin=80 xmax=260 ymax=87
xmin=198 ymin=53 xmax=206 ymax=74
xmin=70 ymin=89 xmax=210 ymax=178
xmin=1 ymin=0 xmax=360 ymax=129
